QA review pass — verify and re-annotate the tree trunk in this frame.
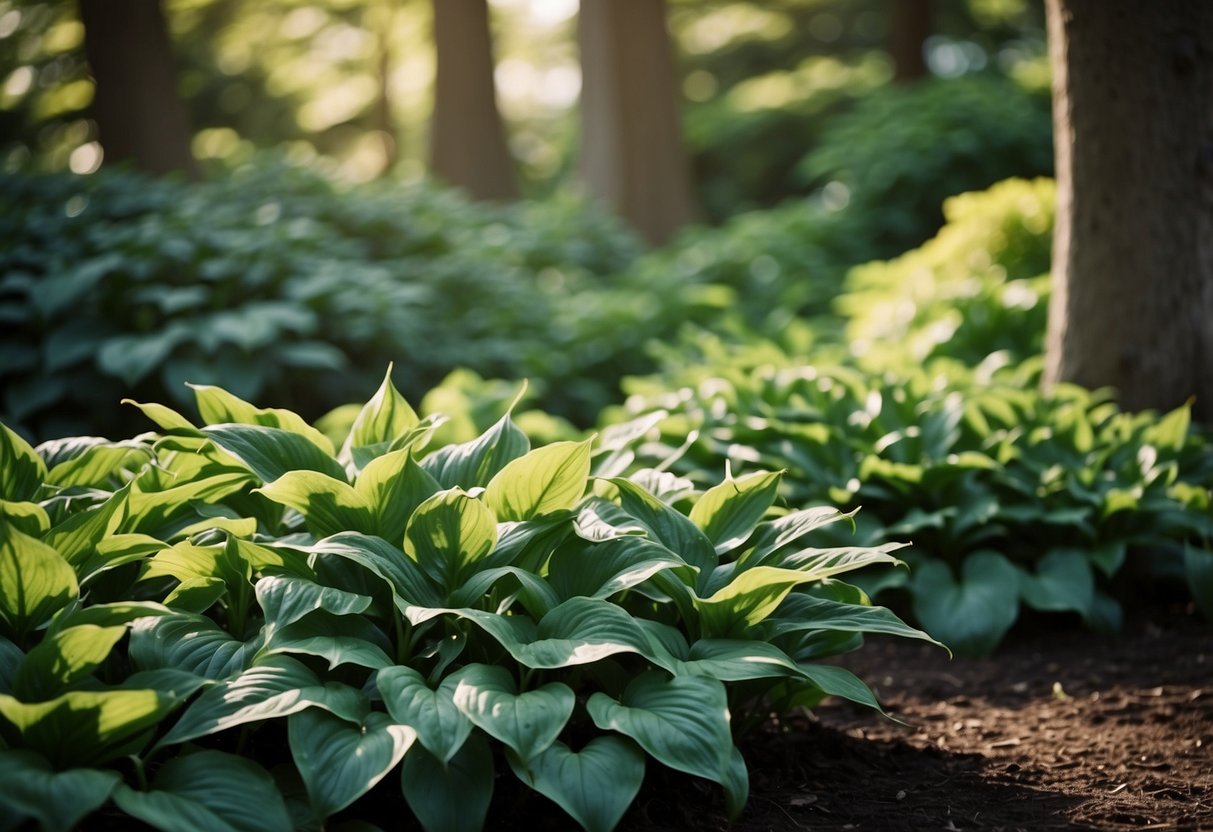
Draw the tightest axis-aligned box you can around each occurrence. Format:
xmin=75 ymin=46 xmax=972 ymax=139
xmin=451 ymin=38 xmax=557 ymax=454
xmin=578 ymin=0 xmax=695 ymax=246
xmin=78 ymin=0 xmax=198 ymax=178
xmin=430 ymin=0 xmax=518 ymax=201
xmin=889 ymin=0 xmax=931 ymax=83
xmin=1043 ymin=0 xmax=1213 ymax=417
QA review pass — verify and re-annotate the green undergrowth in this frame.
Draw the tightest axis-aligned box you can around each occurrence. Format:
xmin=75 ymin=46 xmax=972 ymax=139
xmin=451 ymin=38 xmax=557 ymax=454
xmin=0 ymin=370 xmax=937 ymax=831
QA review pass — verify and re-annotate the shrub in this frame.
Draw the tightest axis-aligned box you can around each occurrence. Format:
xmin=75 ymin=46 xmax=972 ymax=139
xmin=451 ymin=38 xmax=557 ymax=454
xmin=0 ymin=371 xmax=935 ymax=830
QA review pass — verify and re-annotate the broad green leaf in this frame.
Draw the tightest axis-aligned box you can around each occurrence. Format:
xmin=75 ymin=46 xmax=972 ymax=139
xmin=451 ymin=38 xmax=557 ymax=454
xmin=190 ymin=384 xmax=334 ymax=455
xmin=157 ymin=656 xmax=367 ymax=748
xmin=0 ymin=423 xmax=46 ymax=502
xmin=45 ymin=488 xmax=129 ymax=581
xmin=0 ymin=688 xmax=183 ymax=767
xmin=267 ymin=612 xmax=393 ymax=671
xmin=122 ymin=399 xmax=200 ymax=434
xmin=12 ymin=624 xmax=126 ymax=702
xmin=0 ymin=750 xmax=120 ymax=832
xmin=306 ymin=532 xmax=443 ymax=611
xmin=548 ymin=535 xmax=686 ymax=601
xmin=1019 ymin=548 xmax=1095 ymax=615
xmin=421 ymin=412 xmax=530 ymax=489
xmin=0 ymin=522 xmax=78 ymax=641
xmin=484 ymin=439 xmax=593 ymax=521
xmin=202 ymin=424 xmax=347 ymax=484
xmin=112 ymin=750 xmax=292 ymax=832
xmin=741 ymin=506 xmax=857 ymax=567
xmin=605 ymin=477 xmax=717 ymax=583
xmin=763 ymin=593 xmax=941 ymax=646
xmin=44 ymin=441 xmax=150 ymax=489
xmin=129 ymin=614 xmax=260 ymax=680
xmin=255 ymin=471 xmax=374 ymax=537
xmin=912 ymin=550 xmax=1020 ymax=656
xmin=354 ymin=450 xmax=443 ymax=543
xmin=289 ymin=709 xmax=416 ymax=820
xmin=587 ymin=672 xmax=745 ymax=817
xmin=401 ymin=734 xmax=494 ymax=832
xmin=689 ymin=470 xmax=782 ymax=554
xmin=695 ymin=566 xmax=822 ymax=638
xmin=676 ymin=639 xmax=807 ymax=682
xmin=448 ymin=565 xmax=561 ymax=618
xmin=163 ymin=577 xmax=227 ymax=613
xmin=768 ymin=542 xmax=909 ymax=580
xmin=506 ymin=736 xmax=645 ymax=832
xmin=255 ymin=575 xmax=372 ymax=641
xmin=404 ymin=489 xmax=498 ymax=590
xmin=0 ymin=636 xmax=22 ymax=694
xmin=48 ymin=600 xmax=173 ymax=633
xmin=0 ymin=501 xmax=48 ymax=537
xmin=797 ymin=663 xmax=883 ymax=711
xmin=449 ymin=664 xmax=574 ymax=760
xmin=1185 ymin=546 xmax=1213 ymax=620
xmin=343 ymin=365 xmax=420 ymax=466
xmin=123 ymin=474 xmax=251 ymax=539
xmin=378 ymin=665 xmax=473 ymax=765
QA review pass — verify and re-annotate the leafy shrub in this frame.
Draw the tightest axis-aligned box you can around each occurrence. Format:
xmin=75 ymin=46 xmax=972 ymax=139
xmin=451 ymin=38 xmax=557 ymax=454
xmin=0 ymin=162 xmax=654 ymax=441
xmin=799 ymin=73 xmax=1053 ymax=256
xmin=614 ymin=353 xmax=1213 ymax=655
xmin=0 ymin=371 xmax=935 ymax=830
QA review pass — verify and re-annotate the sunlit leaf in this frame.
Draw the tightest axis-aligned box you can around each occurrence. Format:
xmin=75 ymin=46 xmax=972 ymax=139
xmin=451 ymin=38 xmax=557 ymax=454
xmin=689 ymin=470 xmax=782 ymax=554
xmin=12 ymin=624 xmax=126 ymax=702
xmin=0 ymin=522 xmax=78 ymax=641
xmin=484 ymin=438 xmax=593 ymax=521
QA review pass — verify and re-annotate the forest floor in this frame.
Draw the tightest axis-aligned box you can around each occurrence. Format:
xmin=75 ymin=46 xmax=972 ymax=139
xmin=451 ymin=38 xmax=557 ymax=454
xmin=621 ymin=604 xmax=1212 ymax=831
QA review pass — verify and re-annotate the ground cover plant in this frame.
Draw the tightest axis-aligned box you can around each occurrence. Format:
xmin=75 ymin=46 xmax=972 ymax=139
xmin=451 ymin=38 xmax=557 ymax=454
xmin=0 ymin=370 xmax=938 ymax=831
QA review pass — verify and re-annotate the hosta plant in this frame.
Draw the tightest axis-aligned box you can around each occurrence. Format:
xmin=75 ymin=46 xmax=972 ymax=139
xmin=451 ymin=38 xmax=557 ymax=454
xmin=0 ymin=370 xmax=936 ymax=831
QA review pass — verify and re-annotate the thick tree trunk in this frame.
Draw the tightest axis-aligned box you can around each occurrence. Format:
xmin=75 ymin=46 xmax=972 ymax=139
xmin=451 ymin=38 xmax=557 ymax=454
xmin=889 ymin=0 xmax=931 ymax=83
xmin=578 ymin=0 xmax=695 ymax=246
xmin=1043 ymin=0 xmax=1213 ymax=417
xmin=78 ymin=0 xmax=198 ymax=178
xmin=430 ymin=0 xmax=518 ymax=201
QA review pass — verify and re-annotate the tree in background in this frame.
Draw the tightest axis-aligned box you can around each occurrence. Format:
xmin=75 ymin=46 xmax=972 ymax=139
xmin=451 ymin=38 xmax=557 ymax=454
xmin=889 ymin=0 xmax=931 ymax=82
xmin=1043 ymin=0 xmax=1213 ymax=416
xmin=77 ymin=0 xmax=197 ymax=177
xmin=431 ymin=0 xmax=518 ymax=200
xmin=578 ymin=0 xmax=695 ymax=245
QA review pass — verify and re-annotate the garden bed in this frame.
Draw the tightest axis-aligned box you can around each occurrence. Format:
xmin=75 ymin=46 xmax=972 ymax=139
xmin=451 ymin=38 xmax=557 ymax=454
xmin=614 ymin=604 xmax=1211 ymax=831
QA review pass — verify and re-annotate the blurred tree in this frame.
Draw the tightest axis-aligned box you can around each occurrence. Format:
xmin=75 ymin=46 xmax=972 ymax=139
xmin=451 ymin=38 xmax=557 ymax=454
xmin=889 ymin=0 xmax=931 ymax=82
xmin=1043 ymin=0 xmax=1213 ymax=417
xmin=77 ymin=0 xmax=197 ymax=177
xmin=431 ymin=0 xmax=518 ymax=200
xmin=578 ymin=0 xmax=695 ymax=245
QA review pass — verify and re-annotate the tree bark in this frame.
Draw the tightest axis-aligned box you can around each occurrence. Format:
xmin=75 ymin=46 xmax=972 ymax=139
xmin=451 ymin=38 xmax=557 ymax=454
xmin=430 ymin=0 xmax=518 ymax=201
xmin=78 ymin=0 xmax=198 ymax=178
xmin=578 ymin=0 xmax=695 ymax=246
xmin=1043 ymin=0 xmax=1213 ymax=417
xmin=889 ymin=0 xmax=931 ymax=83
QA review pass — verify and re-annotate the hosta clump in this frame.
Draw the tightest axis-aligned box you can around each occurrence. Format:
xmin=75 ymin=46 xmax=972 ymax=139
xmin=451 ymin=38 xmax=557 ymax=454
xmin=0 ymin=370 xmax=936 ymax=831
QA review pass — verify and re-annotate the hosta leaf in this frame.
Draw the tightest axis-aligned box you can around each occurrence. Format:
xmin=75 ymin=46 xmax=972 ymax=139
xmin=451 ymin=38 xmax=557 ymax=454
xmin=0 ymin=636 xmax=22 ymax=694
xmin=401 ymin=734 xmax=494 ymax=832
xmin=422 ymin=412 xmax=530 ymax=489
xmin=289 ymin=709 xmax=416 ymax=820
xmin=695 ymin=566 xmax=822 ymax=638
xmin=675 ymin=639 xmax=806 ymax=682
xmin=769 ymin=542 xmax=909 ymax=580
xmin=404 ymin=489 xmax=498 ymax=591
xmin=129 ymin=614 xmax=261 ymax=680
xmin=255 ymin=575 xmax=372 ymax=641
xmin=162 ymin=577 xmax=228 ymax=613
xmin=256 ymin=471 xmax=374 ymax=537
xmin=43 ymin=487 xmax=128 ymax=579
xmin=0 ymin=688 xmax=183 ymax=767
xmin=606 ymin=477 xmax=717 ymax=583
xmin=122 ymin=399 xmax=200 ymax=434
xmin=0 ymin=422 xmax=47 ymax=502
xmin=794 ymin=663 xmax=884 ymax=711
xmin=354 ymin=449 xmax=443 ymax=544
xmin=343 ymin=365 xmax=420 ymax=464
xmin=0 ymin=522 xmax=78 ymax=641
xmin=306 ymin=532 xmax=443 ymax=611
xmin=123 ymin=474 xmax=251 ymax=539
xmin=49 ymin=600 xmax=173 ymax=633
xmin=44 ymin=441 xmax=150 ymax=489
xmin=547 ymin=535 xmax=686 ymax=601
xmin=0 ymin=750 xmax=120 ymax=832
xmin=912 ymin=550 xmax=1020 ymax=656
xmin=12 ymin=624 xmax=126 ymax=702
xmin=587 ymin=672 xmax=745 ymax=817
xmin=190 ymin=384 xmax=333 ymax=455
xmin=0 ymin=500 xmax=49 ymax=537
xmin=379 ymin=666 xmax=474 ymax=764
xmin=156 ymin=656 xmax=367 ymax=748
xmin=742 ymin=506 xmax=857 ymax=567
xmin=1019 ymin=548 xmax=1095 ymax=616
xmin=449 ymin=664 xmax=574 ymax=760
xmin=573 ymin=497 xmax=648 ymax=542
xmin=506 ymin=736 xmax=645 ymax=832
xmin=764 ymin=593 xmax=941 ymax=646
xmin=484 ymin=438 xmax=593 ymax=521
xmin=689 ymin=470 xmax=782 ymax=555
xmin=112 ymin=750 xmax=292 ymax=832
xmin=267 ymin=613 xmax=393 ymax=671
xmin=448 ymin=565 xmax=561 ymax=618
xmin=202 ymin=424 xmax=347 ymax=484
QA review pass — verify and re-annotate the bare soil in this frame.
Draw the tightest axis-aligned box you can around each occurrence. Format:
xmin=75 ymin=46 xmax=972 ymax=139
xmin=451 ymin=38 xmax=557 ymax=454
xmin=622 ymin=605 xmax=1212 ymax=831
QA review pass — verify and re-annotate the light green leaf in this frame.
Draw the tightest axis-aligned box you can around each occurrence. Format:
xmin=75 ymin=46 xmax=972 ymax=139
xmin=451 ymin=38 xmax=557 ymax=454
xmin=378 ymin=665 xmax=473 ymax=765
xmin=401 ymin=734 xmax=494 ymax=832
xmin=112 ymin=750 xmax=292 ymax=832
xmin=547 ymin=535 xmax=686 ymax=601
xmin=0 ymin=522 xmax=78 ymax=641
xmin=1019 ymin=548 xmax=1095 ymax=615
xmin=506 ymin=736 xmax=644 ymax=832
xmin=354 ymin=449 xmax=443 ymax=543
xmin=48 ymin=600 xmax=173 ymax=633
xmin=689 ymin=470 xmax=782 ymax=554
xmin=156 ymin=656 xmax=367 ymax=748
xmin=605 ymin=477 xmax=717 ymax=583
xmin=163 ymin=577 xmax=228 ymax=613
xmin=741 ymin=506 xmax=857 ymax=567
xmin=449 ymin=664 xmax=574 ymax=760
xmin=255 ymin=575 xmax=372 ymax=641
xmin=0 ymin=750 xmax=120 ymax=832
xmin=587 ymin=672 xmax=745 ymax=817
xmin=695 ymin=566 xmax=821 ymax=638
xmin=42 ymin=489 xmax=128 ymax=579
xmin=306 ymin=532 xmax=443 ymax=611
xmin=1 ymin=422 xmax=47 ymax=502
xmin=202 ymin=424 xmax=347 ymax=484
xmin=342 ymin=365 xmax=420 ymax=467
xmin=484 ymin=439 xmax=593 ymax=521
xmin=289 ymin=709 xmax=416 ymax=820
xmin=44 ymin=441 xmax=150 ymax=489
xmin=911 ymin=550 xmax=1020 ymax=656
xmin=768 ymin=542 xmax=909 ymax=580
xmin=421 ymin=412 xmax=530 ymax=490
xmin=190 ymin=384 xmax=333 ymax=455
xmin=12 ymin=624 xmax=126 ymax=702
xmin=0 ymin=501 xmax=48 ymax=537
xmin=256 ymin=471 xmax=374 ymax=537
xmin=122 ymin=399 xmax=200 ymax=434
xmin=404 ymin=489 xmax=498 ymax=590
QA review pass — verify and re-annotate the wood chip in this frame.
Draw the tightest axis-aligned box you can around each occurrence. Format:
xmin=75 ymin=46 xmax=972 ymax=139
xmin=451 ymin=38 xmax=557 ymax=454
xmin=988 ymin=738 xmax=1022 ymax=748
